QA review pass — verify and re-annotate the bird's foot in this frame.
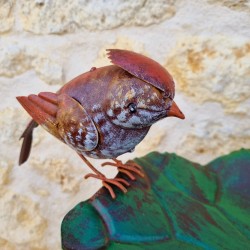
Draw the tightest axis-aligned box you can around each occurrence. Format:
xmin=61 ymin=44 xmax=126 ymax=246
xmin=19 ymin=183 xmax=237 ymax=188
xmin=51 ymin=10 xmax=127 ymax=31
xmin=101 ymin=159 xmax=145 ymax=180
xmin=84 ymin=173 xmax=130 ymax=199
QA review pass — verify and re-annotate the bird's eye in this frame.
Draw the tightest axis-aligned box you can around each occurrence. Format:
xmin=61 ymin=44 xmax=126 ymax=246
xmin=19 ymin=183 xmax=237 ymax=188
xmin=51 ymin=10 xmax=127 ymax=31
xmin=128 ymin=103 xmax=137 ymax=113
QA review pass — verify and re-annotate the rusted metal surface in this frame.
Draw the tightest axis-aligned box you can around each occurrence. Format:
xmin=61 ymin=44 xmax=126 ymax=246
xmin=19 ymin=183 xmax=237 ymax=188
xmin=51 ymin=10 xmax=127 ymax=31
xmin=17 ymin=49 xmax=184 ymax=198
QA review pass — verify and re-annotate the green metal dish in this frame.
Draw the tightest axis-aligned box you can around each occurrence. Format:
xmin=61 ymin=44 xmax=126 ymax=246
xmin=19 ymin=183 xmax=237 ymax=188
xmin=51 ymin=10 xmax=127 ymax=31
xmin=61 ymin=149 xmax=250 ymax=250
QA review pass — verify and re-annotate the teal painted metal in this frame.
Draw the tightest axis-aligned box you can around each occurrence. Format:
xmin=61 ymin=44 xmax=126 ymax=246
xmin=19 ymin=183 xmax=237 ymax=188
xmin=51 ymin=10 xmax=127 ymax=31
xmin=61 ymin=149 xmax=250 ymax=249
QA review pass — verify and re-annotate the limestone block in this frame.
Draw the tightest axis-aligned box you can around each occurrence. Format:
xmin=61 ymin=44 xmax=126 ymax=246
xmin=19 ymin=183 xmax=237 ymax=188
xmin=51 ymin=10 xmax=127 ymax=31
xmin=0 ymin=0 xmax=14 ymax=33
xmin=0 ymin=238 xmax=15 ymax=250
xmin=0 ymin=108 xmax=41 ymax=148
xmin=0 ymin=43 xmax=63 ymax=85
xmin=30 ymin=158 xmax=81 ymax=193
xmin=165 ymin=36 xmax=250 ymax=115
xmin=31 ymin=187 xmax=50 ymax=197
xmin=0 ymin=188 xmax=47 ymax=248
xmin=123 ymin=0 xmax=176 ymax=26
xmin=208 ymin=0 xmax=250 ymax=12
xmin=179 ymin=117 xmax=250 ymax=162
xmin=31 ymin=56 xmax=63 ymax=86
xmin=0 ymin=44 xmax=30 ymax=77
xmin=18 ymin=0 xmax=176 ymax=34
xmin=0 ymin=159 xmax=13 ymax=185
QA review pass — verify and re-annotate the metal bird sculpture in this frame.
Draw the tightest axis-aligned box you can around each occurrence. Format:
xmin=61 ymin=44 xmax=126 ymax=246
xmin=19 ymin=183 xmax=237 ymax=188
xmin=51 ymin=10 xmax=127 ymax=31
xmin=17 ymin=49 xmax=185 ymax=199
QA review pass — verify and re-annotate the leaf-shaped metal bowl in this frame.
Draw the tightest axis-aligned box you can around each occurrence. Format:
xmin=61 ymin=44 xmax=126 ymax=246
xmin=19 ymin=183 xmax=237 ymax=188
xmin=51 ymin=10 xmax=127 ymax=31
xmin=61 ymin=149 xmax=250 ymax=250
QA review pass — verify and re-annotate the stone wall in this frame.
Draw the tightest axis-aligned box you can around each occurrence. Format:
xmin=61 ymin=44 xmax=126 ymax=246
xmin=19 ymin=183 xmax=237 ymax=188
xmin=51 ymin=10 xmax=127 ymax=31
xmin=0 ymin=0 xmax=249 ymax=249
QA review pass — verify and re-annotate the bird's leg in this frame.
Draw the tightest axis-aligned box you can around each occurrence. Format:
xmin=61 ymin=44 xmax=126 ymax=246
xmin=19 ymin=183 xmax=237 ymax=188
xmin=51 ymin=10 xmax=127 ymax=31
xmin=78 ymin=154 xmax=130 ymax=199
xmin=101 ymin=158 xmax=145 ymax=180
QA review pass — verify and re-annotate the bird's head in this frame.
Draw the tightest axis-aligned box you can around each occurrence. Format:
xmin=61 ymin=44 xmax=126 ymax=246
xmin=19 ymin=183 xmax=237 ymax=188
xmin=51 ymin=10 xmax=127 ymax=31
xmin=105 ymin=49 xmax=185 ymax=129
xmin=105 ymin=74 xmax=184 ymax=129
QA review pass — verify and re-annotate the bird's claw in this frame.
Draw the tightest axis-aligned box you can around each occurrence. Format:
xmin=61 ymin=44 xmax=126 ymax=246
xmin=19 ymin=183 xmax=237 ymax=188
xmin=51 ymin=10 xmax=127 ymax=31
xmin=101 ymin=159 xmax=145 ymax=180
xmin=84 ymin=158 xmax=144 ymax=199
xmin=84 ymin=172 xmax=130 ymax=199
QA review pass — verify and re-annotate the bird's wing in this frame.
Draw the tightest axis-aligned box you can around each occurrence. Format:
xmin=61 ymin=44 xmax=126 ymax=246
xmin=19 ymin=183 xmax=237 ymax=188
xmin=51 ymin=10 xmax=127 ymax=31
xmin=16 ymin=92 xmax=98 ymax=152
xmin=107 ymin=49 xmax=175 ymax=99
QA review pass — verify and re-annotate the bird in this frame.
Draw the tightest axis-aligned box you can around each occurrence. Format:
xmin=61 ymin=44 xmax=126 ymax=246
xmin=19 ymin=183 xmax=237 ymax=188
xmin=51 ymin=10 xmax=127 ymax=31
xmin=17 ymin=49 xmax=185 ymax=199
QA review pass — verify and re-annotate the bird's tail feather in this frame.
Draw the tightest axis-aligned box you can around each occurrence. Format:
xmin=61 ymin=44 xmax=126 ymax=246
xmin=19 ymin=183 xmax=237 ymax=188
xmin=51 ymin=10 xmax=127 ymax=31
xmin=19 ymin=119 xmax=38 ymax=165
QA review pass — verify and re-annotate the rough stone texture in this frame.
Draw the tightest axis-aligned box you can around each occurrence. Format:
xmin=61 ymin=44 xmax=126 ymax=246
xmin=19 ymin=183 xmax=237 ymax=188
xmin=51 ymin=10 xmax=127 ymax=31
xmin=0 ymin=0 xmax=250 ymax=249
xmin=0 ymin=43 xmax=63 ymax=85
xmin=0 ymin=159 xmax=13 ymax=186
xmin=0 ymin=238 xmax=15 ymax=250
xmin=208 ymin=0 xmax=250 ymax=12
xmin=0 ymin=0 xmax=14 ymax=33
xmin=176 ymin=102 xmax=250 ymax=163
xmin=0 ymin=108 xmax=27 ymax=144
xmin=0 ymin=188 xmax=47 ymax=249
xmin=30 ymin=158 xmax=81 ymax=193
xmin=18 ymin=0 xmax=176 ymax=34
xmin=165 ymin=36 xmax=250 ymax=115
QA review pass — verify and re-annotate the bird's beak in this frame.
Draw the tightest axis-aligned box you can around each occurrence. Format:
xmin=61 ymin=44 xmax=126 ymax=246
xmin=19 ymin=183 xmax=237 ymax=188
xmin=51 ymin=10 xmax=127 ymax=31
xmin=167 ymin=101 xmax=185 ymax=119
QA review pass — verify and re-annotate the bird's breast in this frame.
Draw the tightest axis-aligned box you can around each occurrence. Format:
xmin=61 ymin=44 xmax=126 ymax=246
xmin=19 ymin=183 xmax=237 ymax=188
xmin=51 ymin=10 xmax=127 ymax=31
xmin=81 ymin=107 xmax=149 ymax=159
